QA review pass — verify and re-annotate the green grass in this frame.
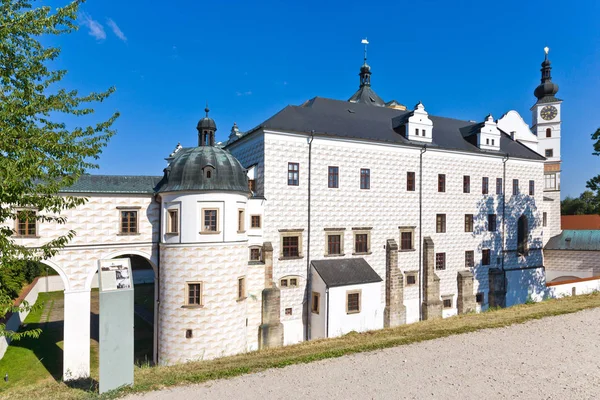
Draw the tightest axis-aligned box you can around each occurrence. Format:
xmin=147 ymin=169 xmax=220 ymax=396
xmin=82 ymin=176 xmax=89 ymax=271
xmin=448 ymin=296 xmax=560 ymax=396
xmin=3 ymin=291 xmax=600 ymax=400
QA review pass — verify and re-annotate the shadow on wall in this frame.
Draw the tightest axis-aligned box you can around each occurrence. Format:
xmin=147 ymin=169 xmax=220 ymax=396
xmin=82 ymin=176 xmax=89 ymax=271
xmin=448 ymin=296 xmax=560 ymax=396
xmin=474 ymin=192 xmax=547 ymax=307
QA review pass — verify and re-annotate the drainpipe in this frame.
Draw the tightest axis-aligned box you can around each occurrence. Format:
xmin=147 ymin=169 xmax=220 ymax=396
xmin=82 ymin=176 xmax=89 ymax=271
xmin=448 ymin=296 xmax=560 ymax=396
xmin=502 ymin=154 xmax=509 ymax=303
xmin=155 ymin=193 xmax=161 ymax=365
xmin=419 ymin=145 xmax=427 ymax=321
xmin=306 ymin=130 xmax=315 ymax=341
xmin=325 ymin=287 xmax=329 ymax=338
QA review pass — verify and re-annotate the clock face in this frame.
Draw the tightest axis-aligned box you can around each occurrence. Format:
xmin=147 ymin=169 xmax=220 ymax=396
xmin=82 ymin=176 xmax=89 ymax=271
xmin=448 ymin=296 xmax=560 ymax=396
xmin=540 ymin=105 xmax=558 ymax=121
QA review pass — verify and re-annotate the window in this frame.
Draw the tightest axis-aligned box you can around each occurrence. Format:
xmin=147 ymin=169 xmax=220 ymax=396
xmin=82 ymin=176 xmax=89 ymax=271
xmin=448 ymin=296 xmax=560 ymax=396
xmin=281 ymin=277 xmax=299 ymax=288
xmin=186 ymin=329 xmax=193 ymax=339
xmin=311 ymin=292 xmax=320 ymax=314
xmin=354 ymin=233 xmax=369 ymax=254
xmin=280 ymin=278 xmax=288 ymax=288
xmin=465 ymin=251 xmax=474 ymax=268
xmin=496 ymin=178 xmax=503 ymax=195
xmin=205 ymin=169 xmax=212 ymax=179
xmin=282 ymin=236 xmax=300 ymax=258
xmin=290 ymin=278 xmax=298 ymax=287
xmin=543 ymin=212 xmax=547 ymax=227
xmin=120 ymin=210 xmax=138 ymax=234
xmin=476 ymin=293 xmax=484 ymax=304
xmin=327 ymin=234 xmax=342 ymax=255
xmin=488 ymin=214 xmax=497 ymax=231
xmin=443 ymin=298 xmax=452 ymax=309
xmin=288 ymin=162 xmax=299 ymax=186
xmin=545 ymin=174 xmax=556 ymax=189
xmin=407 ymin=172 xmax=415 ymax=191
xmin=238 ymin=209 xmax=245 ymax=232
xmin=512 ymin=179 xmax=519 ymax=195
xmin=249 ymin=247 xmax=261 ymax=261
xmin=285 ymin=308 xmax=293 ymax=316
xmin=422 ymin=129 xmax=426 ymax=136
xmin=436 ymin=214 xmax=446 ymax=233
xmin=529 ymin=180 xmax=535 ymax=196
xmin=248 ymin=179 xmax=256 ymax=192
xmin=346 ymin=290 xmax=361 ymax=314
xmin=545 ymin=149 xmax=553 ymax=158
xmin=463 ymin=175 xmax=470 ymax=193
xmin=328 ymin=166 xmax=339 ymax=188
xmin=251 ymin=215 xmax=261 ymax=228
xmin=486 ymin=138 xmax=489 ymax=145
xmin=517 ymin=215 xmax=528 ymax=256
xmin=464 ymin=214 xmax=473 ymax=232
xmin=202 ymin=209 xmax=218 ymax=232
xmin=438 ymin=174 xmax=446 ymax=192
xmin=415 ymin=128 xmax=419 ymax=136
xmin=405 ymin=272 xmax=417 ymax=286
xmin=360 ymin=168 xmax=370 ymax=189
xmin=237 ymin=277 xmax=246 ymax=300
xmin=400 ymin=231 xmax=413 ymax=250
xmin=15 ymin=209 xmax=37 ymax=237
xmin=546 ymin=128 xmax=551 ymax=138
xmin=167 ymin=209 xmax=179 ymax=234
xmin=482 ymin=177 xmax=489 ymax=195
xmin=186 ymin=282 xmax=202 ymax=306
xmin=436 ymin=252 xmax=446 ymax=270
xmin=482 ymin=249 xmax=491 ymax=265
xmin=491 ymin=139 xmax=495 ymax=146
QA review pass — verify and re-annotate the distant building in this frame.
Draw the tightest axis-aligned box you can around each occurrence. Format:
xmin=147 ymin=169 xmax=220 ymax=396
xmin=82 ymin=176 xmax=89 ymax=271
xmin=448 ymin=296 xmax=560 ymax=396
xmin=561 ymin=215 xmax=600 ymax=230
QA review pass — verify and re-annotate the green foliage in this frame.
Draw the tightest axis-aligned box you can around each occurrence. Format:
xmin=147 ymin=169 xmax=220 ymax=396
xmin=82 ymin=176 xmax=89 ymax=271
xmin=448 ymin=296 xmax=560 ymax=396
xmin=561 ymin=190 xmax=600 ymax=215
xmin=585 ymin=127 xmax=600 ymax=194
xmin=0 ymin=0 xmax=118 ymax=333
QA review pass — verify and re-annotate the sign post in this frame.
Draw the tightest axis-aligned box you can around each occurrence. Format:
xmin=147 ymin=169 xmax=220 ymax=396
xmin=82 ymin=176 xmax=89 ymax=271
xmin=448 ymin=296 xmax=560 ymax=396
xmin=98 ymin=258 xmax=134 ymax=394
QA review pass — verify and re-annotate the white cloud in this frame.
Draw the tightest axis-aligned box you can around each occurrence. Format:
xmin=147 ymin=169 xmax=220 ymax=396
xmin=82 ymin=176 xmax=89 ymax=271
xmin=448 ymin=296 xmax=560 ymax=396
xmin=80 ymin=12 xmax=106 ymax=41
xmin=106 ymin=18 xmax=127 ymax=42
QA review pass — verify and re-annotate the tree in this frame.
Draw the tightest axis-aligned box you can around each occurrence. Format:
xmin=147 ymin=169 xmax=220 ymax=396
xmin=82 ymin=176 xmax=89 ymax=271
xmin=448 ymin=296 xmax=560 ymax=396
xmin=0 ymin=0 xmax=118 ymax=339
xmin=585 ymin=128 xmax=600 ymax=193
xmin=561 ymin=191 xmax=600 ymax=215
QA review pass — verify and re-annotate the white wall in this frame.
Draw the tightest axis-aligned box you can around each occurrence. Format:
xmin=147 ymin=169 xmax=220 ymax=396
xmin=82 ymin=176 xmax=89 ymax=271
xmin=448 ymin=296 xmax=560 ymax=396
xmin=310 ymin=267 xmax=327 ymax=340
xmin=547 ymin=278 xmax=600 ymax=298
xmin=327 ymin=282 xmax=383 ymax=337
xmin=505 ymin=267 xmax=547 ymax=306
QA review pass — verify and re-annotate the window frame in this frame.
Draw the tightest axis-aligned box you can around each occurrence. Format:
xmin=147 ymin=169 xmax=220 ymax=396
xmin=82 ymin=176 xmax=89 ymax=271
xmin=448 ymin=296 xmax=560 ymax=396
xmin=438 ymin=174 xmax=446 ymax=193
xmin=435 ymin=252 xmax=446 ymax=270
xmin=543 ymin=212 xmax=548 ymax=227
xmin=463 ymin=175 xmax=470 ymax=193
xmin=496 ymin=178 xmax=503 ymax=195
xmin=360 ymin=168 xmax=370 ymax=190
xmin=399 ymin=227 xmax=415 ymax=251
xmin=346 ymin=290 xmax=361 ymax=314
xmin=249 ymin=246 xmax=262 ymax=262
xmin=288 ymin=162 xmax=299 ymax=186
xmin=325 ymin=230 xmax=344 ymax=256
xmin=442 ymin=296 xmax=453 ymax=309
xmin=353 ymin=230 xmax=371 ymax=255
xmin=482 ymin=177 xmax=489 ymax=195
xmin=311 ymin=291 xmax=320 ymax=314
xmin=529 ymin=180 xmax=535 ymax=196
xmin=436 ymin=214 xmax=446 ymax=233
xmin=407 ymin=171 xmax=415 ymax=191
xmin=185 ymin=282 xmax=203 ymax=307
xmin=279 ymin=230 xmax=303 ymax=259
xmin=328 ymin=166 xmax=339 ymax=188
xmin=546 ymin=128 xmax=551 ymax=138
xmin=488 ymin=214 xmax=497 ymax=232
xmin=280 ymin=276 xmax=300 ymax=288
xmin=464 ymin=214 xmax=473 ymax=232
xmin=476 ymin=292 xmax=484 ymax=304
xmin=545 ymin=174 xmax=556 ymax=190
xmin=545 ymin=149 xmax=554 ymax=158
xmin=201 ymin=208 xmax=219 ymax=233
xmin=482 ymin=249 xmax=491 ymax=266
xmin=405 ymin=271 xmax=418 ymax=286
xmin=465 ymin=250 xmax=474 ymax=268
xmin=250 ymin=215 xmax=261 ymax=229
xmin=237 ymin=208 xmax=245 ymax=233
xmin=512 ymin=179 xmax=519 ymax=196
xmin=118 ymin=208 xmax=139 ymax=235
xmin=14 ymin=208 xmax=38 ymax=238
xmin=237 ymin=276 xmax=246 ymax=301
xmin=167 ymin=209 xmax=179 ymax=234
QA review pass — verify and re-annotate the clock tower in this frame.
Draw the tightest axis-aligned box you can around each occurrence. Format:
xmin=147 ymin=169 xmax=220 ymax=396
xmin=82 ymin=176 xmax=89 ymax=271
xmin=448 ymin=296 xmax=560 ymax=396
xmin=531 ymin=47 xmax=562 ymax=240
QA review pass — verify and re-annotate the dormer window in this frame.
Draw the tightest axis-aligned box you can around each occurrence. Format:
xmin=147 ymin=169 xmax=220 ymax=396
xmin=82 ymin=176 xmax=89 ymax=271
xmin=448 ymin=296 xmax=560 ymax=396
xmin=206 ymin=170 xmax=212 ymax=178
xmin=203 ymin=165 xmax=215 ymax=179
xmin=399 ymin=102 xmax=433 ymax=144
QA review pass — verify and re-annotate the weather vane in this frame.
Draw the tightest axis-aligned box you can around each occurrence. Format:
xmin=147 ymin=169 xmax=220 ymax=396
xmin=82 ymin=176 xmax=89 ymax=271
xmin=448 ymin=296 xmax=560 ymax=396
xmin=361 ymin=38 xmax=369 ymax=63
xmin=544 ymin=46 xmax=549 ymax=55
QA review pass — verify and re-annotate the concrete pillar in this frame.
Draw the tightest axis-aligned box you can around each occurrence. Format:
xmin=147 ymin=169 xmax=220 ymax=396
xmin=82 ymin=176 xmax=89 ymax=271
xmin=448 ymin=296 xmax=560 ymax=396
xmin=384 ymin=239 xmax=406 ymax=327
xmin=63 ymin=289 xmax=91 ymax=380
xmin=488 ymin=268 xmax=506 ymax=308
xmin=258 ymin=241 xmax=283 ymax=349
xmin=422 ymin=237 xmax=442 ymax=320
xmin=457 ymin=270 xmax=476 ymax=314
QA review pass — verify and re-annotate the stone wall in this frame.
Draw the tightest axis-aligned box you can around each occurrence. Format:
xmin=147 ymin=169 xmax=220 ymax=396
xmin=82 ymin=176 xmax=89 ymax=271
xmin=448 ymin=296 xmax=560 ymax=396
xmin=384 ymin=239 xmax=406 ymax=327
xmin=422 ymin=237 xmax=442 ymax=320
xmin=544 ymin=250 xmax=600 ymax=281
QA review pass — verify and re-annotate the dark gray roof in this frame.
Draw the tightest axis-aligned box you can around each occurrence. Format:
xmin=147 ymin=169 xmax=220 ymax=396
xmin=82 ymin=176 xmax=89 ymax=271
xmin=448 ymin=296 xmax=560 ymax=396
xmin=60 ymin=175 xmax=162 ymax=194
xmin=236 ymin=97 xmax=545 ymax=161
xmin=348 ymin=85 xmax=385 ymax=107
xmin=157 ymin=146 xmax=248 ymax=194
xmin=545 ymin=230 xmax=600 ymax=251
xmin=312 ymin=258 xmax=383 ymax=288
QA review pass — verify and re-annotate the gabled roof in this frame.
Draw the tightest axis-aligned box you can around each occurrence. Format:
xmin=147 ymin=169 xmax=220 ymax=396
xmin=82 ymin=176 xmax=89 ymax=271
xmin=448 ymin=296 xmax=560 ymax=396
xmin=240 ymin=97 xmax=545 ymax=160
xmin=59 ymin=175 xmax=163 ymax=194
xmin=561 ymin=215 xmax=600 ymax=230
xmin=545 ymin=230 xmax=600 ymax=251
xmin=312 ymin=258 xmax=382 ymax=288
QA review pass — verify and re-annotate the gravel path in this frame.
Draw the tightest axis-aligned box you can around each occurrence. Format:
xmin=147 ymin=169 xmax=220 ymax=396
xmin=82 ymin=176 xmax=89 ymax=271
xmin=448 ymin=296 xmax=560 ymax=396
xmin=126 ymin=308 xmax=600 ymax=400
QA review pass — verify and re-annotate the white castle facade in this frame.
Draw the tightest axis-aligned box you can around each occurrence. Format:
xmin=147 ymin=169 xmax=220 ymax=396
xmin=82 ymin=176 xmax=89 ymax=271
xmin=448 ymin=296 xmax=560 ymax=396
xmin=10 ymin=49 xmax=562 ymax=378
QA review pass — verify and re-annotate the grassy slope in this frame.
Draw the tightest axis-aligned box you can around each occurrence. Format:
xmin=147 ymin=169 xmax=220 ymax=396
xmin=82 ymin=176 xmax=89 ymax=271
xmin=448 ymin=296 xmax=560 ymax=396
xmin=2 ymin=292 xmax=599 ymax=400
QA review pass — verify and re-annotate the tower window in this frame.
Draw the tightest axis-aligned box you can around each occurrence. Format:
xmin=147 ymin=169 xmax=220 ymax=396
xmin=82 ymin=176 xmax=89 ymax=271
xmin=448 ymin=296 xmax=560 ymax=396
xmin=545 ymin=149 xmax=553 ymax=158
xmin=202 ymin=209 xmax=218 ymax=232
xmin=546 ymin=128 xmax=551 ymax=138
xmin=545 ymin=174 xmax=556 ymax=189
xmin=486 ymin=138 xmax=489 ymax=145
xmin=422 ymin=129 xmax=426 ymax=136
xmin=491 ymin=139 xmax=495 ymax=146
xmin=415 ymin=128 xmax=419 ymax=136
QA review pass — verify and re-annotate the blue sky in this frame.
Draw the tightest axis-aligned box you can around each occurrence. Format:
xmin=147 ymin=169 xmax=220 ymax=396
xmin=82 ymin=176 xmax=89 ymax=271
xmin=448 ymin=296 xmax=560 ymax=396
xmin=45 ymin=0 xmax=600 ymax=199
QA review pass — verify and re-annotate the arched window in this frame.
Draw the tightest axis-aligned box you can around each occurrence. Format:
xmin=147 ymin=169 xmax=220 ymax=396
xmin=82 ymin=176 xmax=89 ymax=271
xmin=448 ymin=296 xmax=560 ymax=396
xmin=546 ymin=128 xmax=551 ymax=138
xmin=206 ymin=170 xmax=211 ymax=178
xmin=517 ymin=215 xmax=528 ymax=256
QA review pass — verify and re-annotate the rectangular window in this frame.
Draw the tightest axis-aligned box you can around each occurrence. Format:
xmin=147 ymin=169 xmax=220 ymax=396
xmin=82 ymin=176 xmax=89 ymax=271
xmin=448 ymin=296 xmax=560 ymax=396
xmin=512 ymin=179 xmax=519 ymax=195
xmin=436 ymin=252 xmax=446 ymax=270
xmin=482 ymin=177 xmax=489 ymax=195
xmin=476 ymin=292 xmax=484 ymax=304
xmin=120 ymin=210 xmax=138 ymax=234
xmin=327 ymin=234 xmax=342 ymax=255
xmin=238 ymin=277 xmax=246 ymax=300
xmin=251 ymin=215 xmax=261 ymax=228
xmin=167 ymin=209 xmax=179 ymax=234
xmin=15 ymin=209 xmax=37 ymax=237
xmin=543 ymin=212 xmax=547 ymax=227
xmin=465 ymin=250 xmax=474 ymax=268
xmin=545 ymin=174 xmax=556 ymax=189
xmin=436 ymin=214 xmax=446 ymax=233
xmin=482 ymin=249 xmax=491 ymax=266
xmin=186 ymin=282 xmax=202 ymax=306
xmin=463 ymin=175 xmax=470 ymax=193
xmin=496 ymin=178 xmax=503 ymax=195
xmin=238 ymin=209 xmax=245 ymax=232
xmin=248 ymin=179 xmax=256 ymax=192
xmin=282 ymin=236 xmax=300 ymax=258
xmin=328 ymin=166 xmax=339 ymax=188
xmin=285 ymin=308 xmax=293 ymax=316
xmin=312 ymin=292 xmax=320 ymax=314
xmin=202 ymin=209 xmax=218 ymax=232
xmin=354 ymin=233 xmax=369 ymax=254
xmin=290 ymin=278 xmax=298 ymax=287
xmin=546 ymin=128 xmax=552 ymax=138
xmin=488 ymin=214 xmax=497 ymax=231
xmin=288 ymin=162 xmax=299 ymax=186
xmin=346 ymin=290 xmax=361 ymax=314
xmin=443 ymin=298 xmax=452 ymax=309
xmin=406 ymin=273 xmax=417 ymax=286
xmin=407 ymin=172 xmax=415 ymax=191
xmin=464 ymin=214 xmax=473 ymax=232
xmin=360 ymin=168 xmax=370 ymax=189
xmin=545 ymin=149 xmax=554 ymax=158
xmin=280 ymin=278 xmax=288 ymax=288
xmin=400 ymin=231 xmax=413 ymax=250
xmin=438 ymin=174 xmax=446 ymax=192
xmin=529 ymin=180 xmax=535 ymax=196
xmin=250 ymin=248 xmax=261 ymax=261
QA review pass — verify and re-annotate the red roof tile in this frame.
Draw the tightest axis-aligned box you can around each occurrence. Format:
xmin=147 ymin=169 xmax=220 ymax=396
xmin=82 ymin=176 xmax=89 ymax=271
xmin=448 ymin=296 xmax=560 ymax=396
xmin=561 ymin=215 xmax=600 ymax=230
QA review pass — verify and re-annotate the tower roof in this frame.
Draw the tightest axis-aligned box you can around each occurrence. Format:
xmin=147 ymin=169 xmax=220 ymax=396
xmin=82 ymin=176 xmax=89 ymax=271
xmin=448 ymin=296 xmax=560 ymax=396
xmin=348 ymin=39 xmax=385 ymax=107
xmin=534 ymin=47 xmax=560 ymax=103
xmin=197 ymin=105 xmax=217 ymax=131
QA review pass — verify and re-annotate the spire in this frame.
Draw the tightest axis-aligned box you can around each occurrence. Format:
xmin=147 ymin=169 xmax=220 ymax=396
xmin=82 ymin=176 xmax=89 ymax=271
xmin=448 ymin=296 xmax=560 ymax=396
xmin=197 ymin=102 xmax=217 ymax=147
xmin=359 ymin=38 xmax=371 ymax=87
xmin=534 ymin=47 xmax=559 ymax=103
xmin=205 ymin=102 xmax=210 ymax=117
